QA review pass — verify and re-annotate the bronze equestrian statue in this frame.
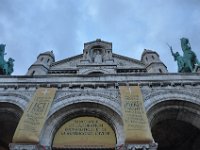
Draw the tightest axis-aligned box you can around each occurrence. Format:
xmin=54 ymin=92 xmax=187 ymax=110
xmin=0 ymin=44 xmax=14 ymax=75
xmin=168 ymin=38 xmax=200 ymax=73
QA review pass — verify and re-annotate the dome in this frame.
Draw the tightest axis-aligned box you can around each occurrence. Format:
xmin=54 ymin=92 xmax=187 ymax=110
xmin=38 ymin=51 xmax=55 ymax=61
xmin=141 ymin=49 xmax=159 ymax=60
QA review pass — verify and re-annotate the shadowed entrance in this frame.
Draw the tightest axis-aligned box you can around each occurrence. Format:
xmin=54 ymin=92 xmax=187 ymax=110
xmin=0 ymin=103 xmax=22 ymax=150
xmin=152 ymin=119 xmax=200 ymax=150
xmin=148 ymin=100 xmax=200 ymax=150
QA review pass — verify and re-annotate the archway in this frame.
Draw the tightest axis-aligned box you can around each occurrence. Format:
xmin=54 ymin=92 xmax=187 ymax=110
xmin=0 ymin=103 xmax=22 ymax=150
xmin=152 ymin=119 xmax=200 ymax=150
xmin=40 ymin=102 xmax=123 ymax=149
xmin=148 ymin=100 xmax=200 ymax=150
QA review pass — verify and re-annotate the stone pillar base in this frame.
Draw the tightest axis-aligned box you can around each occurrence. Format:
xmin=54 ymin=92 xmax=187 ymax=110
xmin=124 ymin=143 xmax=158 ymax=150
xmin=9 ymin=143 xmax=51 ymax=150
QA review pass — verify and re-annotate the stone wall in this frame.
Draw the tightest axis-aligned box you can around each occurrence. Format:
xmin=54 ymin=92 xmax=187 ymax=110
xmin=0 ymin=73 xmax=199 ymax=149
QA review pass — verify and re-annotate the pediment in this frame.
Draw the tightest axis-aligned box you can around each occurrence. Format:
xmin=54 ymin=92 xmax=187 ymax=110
xmin=49 ymin=39 xmax=145 ymax=73
xmin=50 ymin=53 xmax=145 ymax=71
xmin=50 ymin=54 xmax=83 ymax=70
xmin=27 ymin=39 xmax=167 ymax=75
xmin=113 ymin=53 xmax=145 ymax=68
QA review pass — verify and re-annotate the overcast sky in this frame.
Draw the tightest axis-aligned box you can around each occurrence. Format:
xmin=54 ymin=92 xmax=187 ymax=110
xmin=1 ymin=0 xmax=200 ymax=75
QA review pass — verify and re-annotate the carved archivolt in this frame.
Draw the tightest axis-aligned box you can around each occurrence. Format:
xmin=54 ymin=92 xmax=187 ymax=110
xmin=40 ymin=92 xmax=124 ymax=147
xmin=144 ymin=89 xmax=200 ymax=111
xmin=0 ymin=92 xmax=30 ymax=110
xmin=49 ymin=91 xmax=121 ymax=117
xmin=40 ymin=102 xmax=124 ymax=147
xmin=145 ymin=90 xmax=200 ymax=129
xmin=80 ymin=68 xmax=112 ymax=74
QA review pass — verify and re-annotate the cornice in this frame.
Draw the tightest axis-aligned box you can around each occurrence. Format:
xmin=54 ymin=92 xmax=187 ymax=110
xmin=0 ymin=73 xmax=199 ymax=89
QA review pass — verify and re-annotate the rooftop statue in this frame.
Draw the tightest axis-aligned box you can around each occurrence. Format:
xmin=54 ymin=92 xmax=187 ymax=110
xmin=168 ymin=38 xmax=200 ymax=72
xmin=0 ymin=44 xmax=15 ymax=75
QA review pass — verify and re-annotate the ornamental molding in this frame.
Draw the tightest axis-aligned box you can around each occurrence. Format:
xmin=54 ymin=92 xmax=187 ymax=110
xmin=40 ymin=103 xmax=124 ymax=146
xmin=0 ymin=92 xmax=31 ymax=109
xmin=144 ymin=89 xmax=200 ymax=111
xmin=49 ymin=91 xmax=121 ymax=117
xmin=78 ymin=68 xmax=114 ymax=74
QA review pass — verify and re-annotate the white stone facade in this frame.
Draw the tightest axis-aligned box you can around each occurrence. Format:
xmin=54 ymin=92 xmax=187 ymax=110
xmin=0 ymin=39 xmax=199 ymax=150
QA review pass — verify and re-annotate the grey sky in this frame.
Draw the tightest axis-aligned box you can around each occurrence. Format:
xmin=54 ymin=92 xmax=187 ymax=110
xmin=1 ymin=0 xmax=200 ymax=75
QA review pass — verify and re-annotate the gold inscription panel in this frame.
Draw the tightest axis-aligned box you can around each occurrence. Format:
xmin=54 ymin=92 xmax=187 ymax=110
xmin=120 ymin=86 xmax=153 ymax=144
xmin=53 ymin=116 xmax=116 ymax=148
xmin=13 ymin=88 xmax=57 ymax=143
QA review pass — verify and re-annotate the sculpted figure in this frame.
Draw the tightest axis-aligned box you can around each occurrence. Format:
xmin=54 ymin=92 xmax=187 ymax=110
xmin=170 ymin=47 xmax=185 ymax=72
xmin=7 ymin=58 xmax=15 ymax=75
xmin=180 ymin=38 xmax=199 ymax=72
xmin=0 ymin=44 xmax=14 ymax=75
xmin=0 ymin=44 xmax=6 ymax=69
xmin=94 ymin=50 xmax=102 ymax=63
xmin=168 ymin=38 xmax=200 ymax=72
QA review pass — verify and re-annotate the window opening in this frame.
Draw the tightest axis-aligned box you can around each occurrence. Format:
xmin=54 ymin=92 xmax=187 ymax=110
xmin=31 ymin=70 xmax=35 ymax=76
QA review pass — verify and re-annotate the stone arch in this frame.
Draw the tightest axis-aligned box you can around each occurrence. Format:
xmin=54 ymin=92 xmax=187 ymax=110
xmin=0 ymin=102 xmax=23 ymax=150
xmin=0 ymin=92 xmax=30 ymax=149
xmin=0 ymin=92 xmax=30 ymax=110
xmin=40 ymin=102 xmax=124 ymax=148
xmin=84 ymin=41 xmax=110 ymax=51
xmin=80 ymin=68 xmax=112 ymax=75
xmin=49 ymin=93 xmax=121 ymax=117
xmin=147 ymin=96 xmax=200 ymax=150
xmin=147 ymin=100 xmax=200 ymax=129
xmin=144 ymin=90 xmax=200 ymax=112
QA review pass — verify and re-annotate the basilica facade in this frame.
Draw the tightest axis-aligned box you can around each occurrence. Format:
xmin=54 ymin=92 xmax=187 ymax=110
xmin=0 ymin=39 xmax=200 ymax=150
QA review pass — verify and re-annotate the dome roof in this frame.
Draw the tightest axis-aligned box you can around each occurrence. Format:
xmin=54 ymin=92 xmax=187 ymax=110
xmin=141 ymin=49 xmax=159 ymax=60
xmin=38 ymin=51 xmax=55 ymax=61
xmin=41 ymin=51 xmax=54 ymax=57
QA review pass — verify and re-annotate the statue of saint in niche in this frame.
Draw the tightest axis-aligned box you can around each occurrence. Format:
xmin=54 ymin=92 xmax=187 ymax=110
xmin=94 ymin=50 xmax=102 ymax=63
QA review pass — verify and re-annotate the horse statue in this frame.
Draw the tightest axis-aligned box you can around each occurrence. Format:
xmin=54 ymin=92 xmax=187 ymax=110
xmin=0 ymin=44 xmax=15 ymax=75
xmin=168 ymin=38 xmax=200 ymax=72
